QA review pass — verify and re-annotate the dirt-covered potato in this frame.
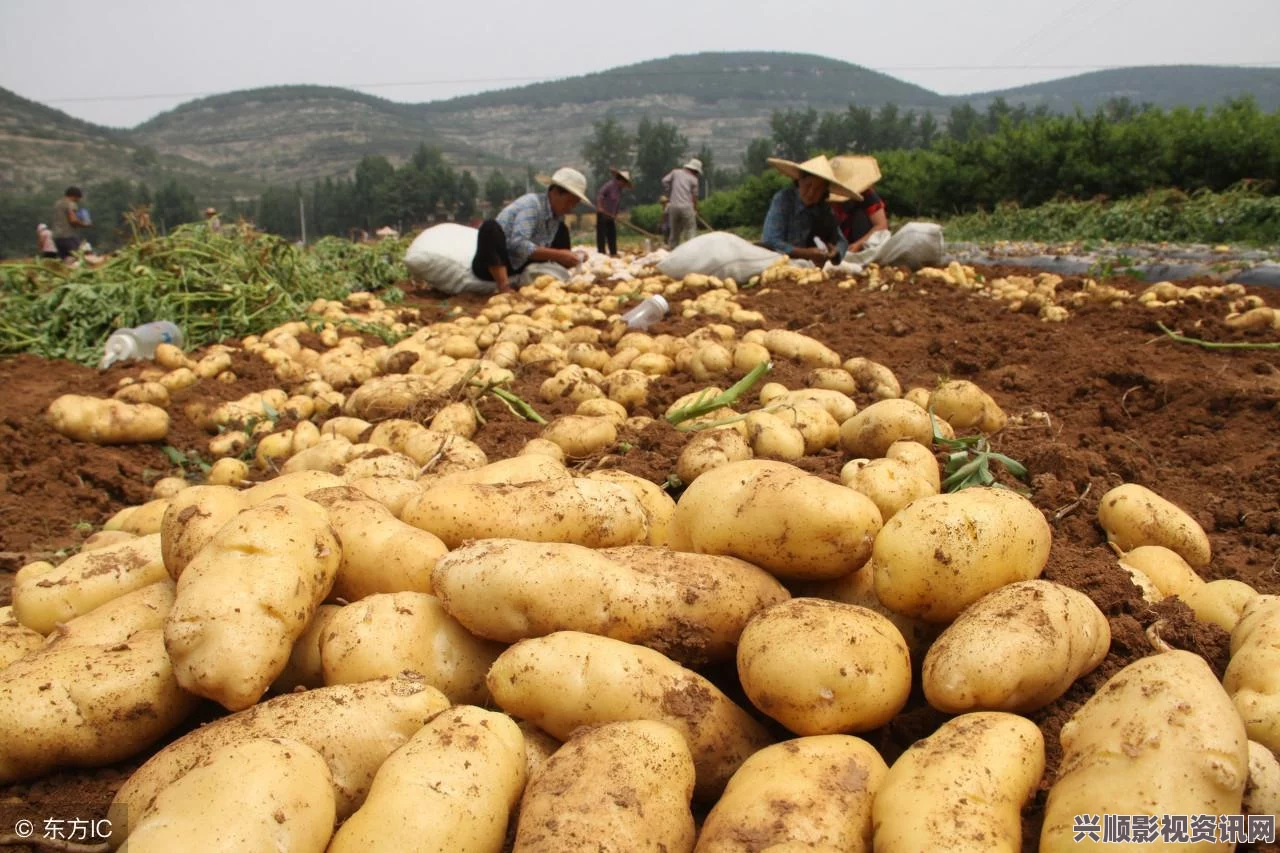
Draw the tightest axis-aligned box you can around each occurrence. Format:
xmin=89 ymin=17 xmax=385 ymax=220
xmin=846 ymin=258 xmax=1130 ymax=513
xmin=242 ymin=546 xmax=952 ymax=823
xmin=885 ymin=437 xmax=941 ymax=493
xmin=513 ymin=720 xmax=695 ymax=853
xmin=844 ymin=457 xmax=935 ymax=521
xmin=928 ymin=379 xmax=1007 ymax=433
xmin=875 ymin=713 xmax=1044 ymax=853
xmin=272 ymin=603 xmax=342 ymax=693
xmin=678 ymin=427 xmax=754 ymax=482
xmin=121 ymin=737 xmax=336 ymax=853
xmin=330 ymin=707 xmax=525 ymax=853
xmin=320 ymin=591 xmax=501 ymax=705
xmin=0 ymin=629 xmax=198 ymax=784
xmin=113 ymin=381 xmax=171 ymax=407
xmin=108 ymin=675 xmax=450 ymax=846
xmin=745 ymin=410 xmax=805 ymax=461
xmin=839 ymin=398 xmax=934 ymax=458
xmin=44 ymin=581 xmax=175 ymax=649
xmin=541 ymin=414 xmax=617 ymax=458
xmin=922 ymin=580 xmax=1110 ymax=713
xmin=1098 ymin=483 xmax=1211 ymax=569
xmin=695 ymin=735 xmax=887 ymax=853
xmin=240 ymin=470 xmax=345 ymax=504
xmin=1115 ymin=543 xmax=1205 ymax=600
xmin=737 ymin=598 xmax=911 ymax=735
xmin=0 ymin=606 xmax=42 ymax=669
xmin=1226 ymin=596 xmax=1280 ymax=753
xmin=762 ymin=329 xmax=842 ymax=367
xmin=12 ymin=534 xmax=168 ymax=634
xmin=673 ymin=460 xmax=883 ymax=582
xmin=79 ymin=530 xmax=138 ymax=552
xmin=1245 ymin=741 xmax=1280 ymax=820
xmin=432 ymin=540 xmax=788 ymax=666
xmin=103 ymin=498 xmax=171 ymax=535
xmin=843 ymin=356 xmax=901 ymax=400
xmin=46 ymin=394 xmax=170 ymax=444
xmin=1040 ymin=651 xmax=1248 ymax=852
xmin=1183 ymin=578 xmax=1259 ymax=633
xmin=487 ymin=631 xmax=772 ymax=800
xmin=403 ymin=477 xmax=650 ymax=549
xmin=160 ymin=485 xmax=249 ymax=579
xmin=873 ymin=487 xmax=1052 ymax=623
xmin=798 ymin=564 xmax=940 ymax=662
xmin=165 ymin=495 xmax=341 ymax=711
xmin=585 ymin=470 xmax=677 ymax=547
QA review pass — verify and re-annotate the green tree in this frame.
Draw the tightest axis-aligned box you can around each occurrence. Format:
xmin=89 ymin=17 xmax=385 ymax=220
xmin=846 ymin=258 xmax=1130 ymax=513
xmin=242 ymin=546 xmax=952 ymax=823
xmin=695 ymin=144 xmax=716 ymax=194
xmin=581 ymin=117 xmax=634 ymax=188
xmin=86 ymin=178 xmax=142 ymax=250
xmin=947 ymin=103 xmax=984 ymax=142
xmin=256 ymin=185 xmax=301 ymax=238
xmin=484 ymin=171 xmax=511 ymax=213
xmin=633 ymin=116 xmax=687 ymax=203
xmin=152 ymin=179 xmax=199 ymax=233
xmin=354 ymin=155 xmax=395 ymax=228
xmin=741 ymin=138 xmax=773 ymax=175
xmin=770 ymin=108 xmax=818 ymax=160
xmin=454 ymin=170 xmax=479 ymax=221
xmin=917 ymin=112 xmax=939 ymax=149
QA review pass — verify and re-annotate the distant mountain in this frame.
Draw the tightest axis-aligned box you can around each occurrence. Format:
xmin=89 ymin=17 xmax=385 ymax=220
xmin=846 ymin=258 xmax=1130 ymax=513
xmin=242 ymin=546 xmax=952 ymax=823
xmin=2 ymin=53 xmax=1278 ymax=195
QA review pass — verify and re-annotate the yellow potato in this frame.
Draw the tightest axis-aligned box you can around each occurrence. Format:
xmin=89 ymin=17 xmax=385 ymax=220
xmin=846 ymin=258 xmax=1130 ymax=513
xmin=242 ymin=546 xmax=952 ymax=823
xmin=798 ymin=563 xmax=940 ymax=662
xmin=1183 ymin=579 xmax=1259 ymax=633
xmin=206 ymin=456 xmax=249 ymax=486
xmin=0 ymin=605 xmax=43 ymax=669
xmin=44 ymin=581 xmax=175 ymax=649
xmin=737 ymin=598 xmax=911 ymax=734
xmin=1041 ymin=651 xmax=1248 ymax=852
xmin=104 ymin=498 xmax=171 ymax=535
xmin=108 ymin=675 xmax=450 ymax=844
xmin=672 ymin=460 xmax=883 ymax=581
xmin=541 ymin=415 xmax=617 ymax=458
xmin=1116 ymin=544 xmax=1205 ymax=599
xmin=875 ymin=712 xmax=1044 ymax=853
xmin=113 ymin=380 xmax=170 ymax=407
xmin=332 ymin=706 xmax=525 ymax=853
xmin=839 ymin=398 xmax=934 ymax=458
xmin=208 ymin=430 xmax=249 ymax=458
xmin=745 ymin=410 xmax=806 ymax=461
xmin=873 ymin=487 xmax=1052 ymax=623
xmin=696 ymin=735 xmax=887 ymax=852
xmin=585 ymin=470 xmax=677 ymax=547
xmin=321 ymin=592 xmax=501 ymax=705
xmin=487 ymin=631 xmax=772 ymax=800
xmin=928 ymin=379 xmax=1007 ymax=433
xmin=121 ymin=737 xmax=335 ymax=853
xmin=1245 ymin=741 xmax=1280 ymax=820
xmin=807 ymin=366 xmax=857 ymax=395
xmin=432 ymin=540 xmax=788 ymax=666
xmin=513 ymin=720 xmax=694 ymax=853
xmin=762 ymin=329 xmax=841 ymax=367
xmin=885 ymin=437 xmax=941 ymax=493
xmin=165 ymin=495 xmax=341 ymax=711
xmin=1097 ymin=483 xmax=1211 ymax=569
xmin=150 ymin=476 xmax=187 ymax=499
xmin=80 ymin=530 xmax=138 ymax=552
xmin=762 ymin=387 xmax=858 ymax=425
xmin=769 ymin=399 xmax=840 ymax=453
xmin=160 ymin=484 xmax=249 ymax=579
xmin=271 ymin=604 xmax=342 ymax=693
xmin=842 ymin=356 xmax=901 ymax=400
xmin=11 ymin=534 xmax=167 ymax=634
xmin=344 ymin=475 xmax=424 ymax=517
xmin=240 ymin=469 xmax=344 ymax=504
xmin=678 ymin=427 xmax=755 ymax=482
xmin=922 ymin=580 xmax=1110 ymax=713
xmin=845 ymin=457 xmax=934 ymax=521
xmin=1226 ymin=596 xmax=1280 ymax=754
xmin=154 ymin=342 xmax=188 ymax=370
xmin=46 ymin=394 xmax=170 ymax=444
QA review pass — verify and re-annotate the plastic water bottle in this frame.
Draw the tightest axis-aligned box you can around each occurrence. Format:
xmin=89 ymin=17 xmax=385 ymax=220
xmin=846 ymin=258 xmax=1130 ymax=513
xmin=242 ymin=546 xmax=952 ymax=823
xmin=100 ymin=321 xmax=184 ymax=369
xmin=621 ymin=294 xmax=669 ymax=331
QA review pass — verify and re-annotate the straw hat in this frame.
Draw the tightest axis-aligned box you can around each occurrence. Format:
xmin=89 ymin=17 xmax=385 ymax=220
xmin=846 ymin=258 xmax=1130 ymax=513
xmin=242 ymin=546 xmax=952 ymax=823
xmin=827 ymin=156 xmax=882 ymax=202
xmin=683 ymin=158 xmax=703 ymax=174
xmin=767 ymin=155 xmax=862 ymax=202
xmin=610 ymin=168 xmax=633 ymax=185
xmin=539 ymin=167 xmax=594 ymax=207
xmin=204 ymin=207 xmax=218 ymax=216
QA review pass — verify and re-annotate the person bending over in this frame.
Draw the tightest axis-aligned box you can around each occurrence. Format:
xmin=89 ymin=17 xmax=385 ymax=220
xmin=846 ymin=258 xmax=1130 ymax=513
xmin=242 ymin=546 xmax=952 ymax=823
xmin=759 ymin=155 xmax=862 ymax=265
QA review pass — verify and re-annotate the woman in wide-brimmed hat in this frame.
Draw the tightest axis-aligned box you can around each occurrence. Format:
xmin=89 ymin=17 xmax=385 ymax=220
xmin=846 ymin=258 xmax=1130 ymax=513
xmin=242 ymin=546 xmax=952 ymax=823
xmin=760 ymin=155 xmax=862 ymax=264
xmin=595 ymin=167 xmax=633 ymax=257
xmin=471 ymin=166 xmax=593 ymax=294
xmin=828 ymin=155 xmax=888 ymax=254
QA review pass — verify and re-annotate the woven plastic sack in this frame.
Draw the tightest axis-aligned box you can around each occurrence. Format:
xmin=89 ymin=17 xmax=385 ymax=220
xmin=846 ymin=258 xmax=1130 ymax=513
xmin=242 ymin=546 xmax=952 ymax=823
xmin=656 ymin=232 xmax=783 ymax=282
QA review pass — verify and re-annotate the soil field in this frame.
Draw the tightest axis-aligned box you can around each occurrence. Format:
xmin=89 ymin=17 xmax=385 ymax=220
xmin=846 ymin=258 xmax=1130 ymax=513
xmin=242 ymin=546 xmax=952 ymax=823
xmin=1 ymin=261 xmax=1278 ymax=851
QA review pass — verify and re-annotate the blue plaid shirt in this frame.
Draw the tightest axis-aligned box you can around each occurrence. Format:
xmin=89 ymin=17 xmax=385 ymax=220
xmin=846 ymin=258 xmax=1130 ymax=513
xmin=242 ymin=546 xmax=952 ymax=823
xmin=495 ymin=192 xmax=562 ymax=271
xmin=761 ymin=185 xmax=846 ymax=257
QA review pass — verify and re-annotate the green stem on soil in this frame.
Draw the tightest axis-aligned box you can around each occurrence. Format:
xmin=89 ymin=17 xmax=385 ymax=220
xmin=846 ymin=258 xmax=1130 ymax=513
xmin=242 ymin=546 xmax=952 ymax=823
xmin=1156 ymin=322 xmax=1280 ymax=350
xmin=666 ymin=360 xmax=773 ymax=426
xmin=481 ymin=386 xmax=548 ymax=425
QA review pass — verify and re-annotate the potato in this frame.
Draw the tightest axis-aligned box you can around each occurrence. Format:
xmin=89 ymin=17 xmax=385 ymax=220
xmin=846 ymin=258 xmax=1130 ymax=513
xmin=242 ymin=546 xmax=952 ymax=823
xmin=160 ymin=485 xmax=249 ymax=579
xmin=47 ymin=394 xmax=170 ymax=444
xmin=156 ymin=367 xmax=197 ymax=393
xmin=430 ymin=401 xmax=479 ymax=438
xmin=745 ymin=410 xmax=805 ymax=461
xmin=1226 ymin=596 xmax=1280 ymax=753
xmin=1041 ymin=651 xmax=1248 ymax=852
xmin=432 ymin=540 xmax=788 ymax=666
xmin=0 ymin=629 xmax=197 ymax=784
xmin=517 ymin=721 xmax=560 ymax=782
xmin=541 ymin=365 xmax=605 ymax=404
xmin=672 ymin=460 xmax=883 ymax=582
xmin=696 ymin=735 xmax=887 ymax=852
xmin=928 ymin=379 xmax=1007 ymax=433
xmin=1182 ymin=578 xmax=1259 ymax=632
xmin=873 ymin=487 xmax=1052 ymax=623
xmin=843 ymin=357 xmax=901 ymax=400
xmin=576 ymin=397 xmax=628 ymax=423
xmin=321 ymin=592 xmax=501 ymax=705
xmin=282 ymin=437 xmax=358 ymax=473
xmin=240 ymin=469 xmax=344 ymax=504
xmin=80 ymin=530 xmax=138 ymax=552
xmin=206 ymin=456 xmax=249 ymax=486
xmin=1115 ymin=544 xmax=1206 ymax=603
xmin=192 ymin=350 xmax=233 ymax=380
xmin=807 ymin=366 xmax=857 ymax=395
xmin=344 ymin=475 xmax=424 ymax=517
xmin=584 ymin=470 xmax=677 ymax=547
xmin=541 ymin=415 xmax=617 ymax=458
xmin=104 ymin=498 xmax=171 ymax=535
xmin=798 ymin=563 xmax=939 ymax=662
xmin=770 ymin=399 xmax=840 ymax=453
xmin=108 ymin=674 xmax=451 ymax=844
xmin=403 ymin=477 xmax=649 ymax=549
xmin=513 ymin=720 xmax=695 ymax=853
xmin=737 ymin=598 xmax=911 ymax=734
xmin=321 ymin=416 xmax=372 ymax=442
xmin=763 ymin=388 xmax=858 ymax=426
xmin=487 ymin=631 xmax=772 ymax=799
xmin=208 ymin=429 xmax=249 ymax=458
xmin=45 ymin=581 xmax=175 ymax=649
xmin=304 ymin=490 xmax=446 ymax=599
xmin=1245 ymin=741 xmax=1280 ymax=819
xmin=838 ymin=398 xmax=932 ymax=458
xmin=12 ymin=534 xmax=167 ymax=634
xmin=845 ymin=457 xmax=934 ymax=521
xmin=903 ymin=386 xmax=931 ymax=408
xmin=430 ymin=453 xmax=569 ymax=488
xmin=0 ymin=606 xmax=43 ymax=669
xmin=875 ymin=712 xmax=1044 ymax=853
xmin=149 ymin=476 xmax=187 ymax=499
xmin=121 ymin=738 xmax=336 ymax=853
xmin=691 ymin=342 xmax=734 ymax=381
xmin=732 ymin=341 xmax=771 ymax=376
xmin=114 ymin=380 xmax=171 ymax=407
xmin=678 ymin=428 xmax=755 ymax=482
xmin=154 ymin=342 xmax=188 ymax=369
xmin=165 ymin=495 xmax=341 ymax=711
xmin=1098 ymin=483 xmax=1211 ymax=569
xmin=331 ymin=707 xmax=525 ymax=853
xmin=762 ymin=329 xmax=841 ymax=367
xmin=885 ymin=437 xmax=941 ymax=493
xmin=601 ymin=368 xmax=650 ymax=410
xmin=272 ymin=604 xmax=342 ymax=693
xmin=922 ymin=580 xmax=1110 ymax=713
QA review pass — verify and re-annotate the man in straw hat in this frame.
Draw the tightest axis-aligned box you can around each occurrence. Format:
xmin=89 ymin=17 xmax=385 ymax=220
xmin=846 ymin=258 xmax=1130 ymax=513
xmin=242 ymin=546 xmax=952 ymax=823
xmin=760 ymin=155 xmax=862 ymax=264
xmin=471 ymin=166 xmax=592 ymax=294
xmin=595 ymin=167 xmax=632 ymax=257
xmin=661 ymin=158 xmax=702 ymax=247
xmin=203 ymin=207 xmax=222 ymax=233
xmin=828 ymin=155 xmax=888 ymax=254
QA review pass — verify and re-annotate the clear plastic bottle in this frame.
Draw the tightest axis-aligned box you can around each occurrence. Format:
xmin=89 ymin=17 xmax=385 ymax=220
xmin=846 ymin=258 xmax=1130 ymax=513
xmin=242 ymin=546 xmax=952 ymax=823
xmin=100 ymin=321 xmax=184 ymax=369
xmin=621 ymin=294 xmax=669 ymax=331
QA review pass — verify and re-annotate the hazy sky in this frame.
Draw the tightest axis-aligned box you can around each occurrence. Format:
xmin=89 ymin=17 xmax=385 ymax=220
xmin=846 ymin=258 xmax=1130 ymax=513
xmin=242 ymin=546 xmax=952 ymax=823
xmin=2 ymin=0 xmax=1277 ymax=128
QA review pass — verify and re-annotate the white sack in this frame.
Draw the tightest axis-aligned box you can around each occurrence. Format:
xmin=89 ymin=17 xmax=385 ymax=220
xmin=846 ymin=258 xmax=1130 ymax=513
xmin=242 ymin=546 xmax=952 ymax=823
xmin=656 ymin=232 xmax=783 ymax=282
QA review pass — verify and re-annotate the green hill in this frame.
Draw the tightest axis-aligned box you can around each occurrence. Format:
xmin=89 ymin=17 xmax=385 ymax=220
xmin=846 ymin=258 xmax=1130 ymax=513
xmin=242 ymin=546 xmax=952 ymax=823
xmin=963 ymin=66 xmax=1280 ymax=113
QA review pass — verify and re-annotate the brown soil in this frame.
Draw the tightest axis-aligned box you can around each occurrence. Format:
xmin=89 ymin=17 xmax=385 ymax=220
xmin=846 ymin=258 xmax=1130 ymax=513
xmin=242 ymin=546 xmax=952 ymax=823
xmin=2 ymin=265 xmax=1279 ymax=851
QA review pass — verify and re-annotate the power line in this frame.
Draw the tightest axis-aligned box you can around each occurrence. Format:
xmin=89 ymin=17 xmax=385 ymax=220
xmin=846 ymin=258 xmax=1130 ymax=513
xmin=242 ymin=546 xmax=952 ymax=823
xmin=35 ymin=60 xmax=1280 ymax=105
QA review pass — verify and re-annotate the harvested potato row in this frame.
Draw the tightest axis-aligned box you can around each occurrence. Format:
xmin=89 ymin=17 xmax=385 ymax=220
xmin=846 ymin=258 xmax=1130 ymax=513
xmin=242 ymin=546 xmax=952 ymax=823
xmin=1098 ymin=483 xmax=1211 ymax=569
xmin=1226 ymin=596 xmax=1280 ymax=754
xmin=46 ymin=394 xmax=170 ymax=444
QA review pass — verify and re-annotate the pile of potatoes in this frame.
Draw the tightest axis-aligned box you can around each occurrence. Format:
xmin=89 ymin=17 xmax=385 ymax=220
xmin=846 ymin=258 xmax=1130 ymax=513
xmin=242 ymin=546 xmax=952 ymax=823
xmin=10 ymin=257 xmax=1278 ymax=851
